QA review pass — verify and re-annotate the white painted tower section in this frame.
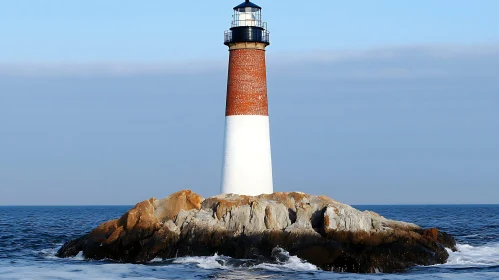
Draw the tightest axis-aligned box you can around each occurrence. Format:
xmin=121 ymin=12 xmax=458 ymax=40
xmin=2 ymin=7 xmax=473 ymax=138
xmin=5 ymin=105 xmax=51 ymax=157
xmin=221 ymin=115 xmax=273 ymax=195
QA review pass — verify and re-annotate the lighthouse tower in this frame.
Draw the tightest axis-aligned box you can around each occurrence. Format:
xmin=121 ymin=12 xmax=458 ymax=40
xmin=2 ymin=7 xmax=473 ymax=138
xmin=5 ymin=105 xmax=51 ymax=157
xmin=221 ymin=0 xmax=273 ymax=195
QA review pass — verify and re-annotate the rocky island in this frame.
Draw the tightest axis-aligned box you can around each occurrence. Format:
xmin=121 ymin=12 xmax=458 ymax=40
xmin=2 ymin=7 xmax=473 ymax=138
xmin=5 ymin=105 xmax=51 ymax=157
xmin=57 ymin=190 xmax=456 ymax=273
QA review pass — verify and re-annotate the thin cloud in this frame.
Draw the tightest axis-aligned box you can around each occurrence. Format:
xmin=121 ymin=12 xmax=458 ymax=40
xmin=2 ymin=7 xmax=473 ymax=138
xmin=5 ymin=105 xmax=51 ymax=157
xmin=0 ymin=61 xmax=227 ymax=77
xmin=0 ymin=44 xmax=497 ymax=79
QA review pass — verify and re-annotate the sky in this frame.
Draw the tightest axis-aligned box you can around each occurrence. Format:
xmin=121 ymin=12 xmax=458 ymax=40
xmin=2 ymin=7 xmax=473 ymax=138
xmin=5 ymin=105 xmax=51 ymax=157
xmin=0 ymin=1 xmax=498 ymax=205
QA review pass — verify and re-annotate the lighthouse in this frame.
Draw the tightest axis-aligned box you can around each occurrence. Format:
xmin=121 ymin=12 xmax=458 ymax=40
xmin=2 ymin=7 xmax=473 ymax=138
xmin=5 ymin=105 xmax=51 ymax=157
xmin=221 ymin=0 xmax=273 ymax=195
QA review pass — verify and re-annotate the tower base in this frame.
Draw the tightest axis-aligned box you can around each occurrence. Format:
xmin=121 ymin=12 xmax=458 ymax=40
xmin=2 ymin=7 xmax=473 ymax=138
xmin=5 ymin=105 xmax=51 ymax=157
xmin=221 ymin=115 xmax=273 ymax=195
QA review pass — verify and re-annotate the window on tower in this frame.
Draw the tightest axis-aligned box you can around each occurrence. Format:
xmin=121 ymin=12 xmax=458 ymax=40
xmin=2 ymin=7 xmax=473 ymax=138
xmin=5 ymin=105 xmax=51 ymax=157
xmin=234 ymin=7 xmax=262 ymax=27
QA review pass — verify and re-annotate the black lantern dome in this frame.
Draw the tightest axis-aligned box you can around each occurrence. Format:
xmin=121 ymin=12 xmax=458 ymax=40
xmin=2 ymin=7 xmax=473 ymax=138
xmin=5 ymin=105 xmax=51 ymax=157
xmin=224 ymin=0 xmax=270 ymax=46
xmin=233 ymin=0 xmax=261 ymax=9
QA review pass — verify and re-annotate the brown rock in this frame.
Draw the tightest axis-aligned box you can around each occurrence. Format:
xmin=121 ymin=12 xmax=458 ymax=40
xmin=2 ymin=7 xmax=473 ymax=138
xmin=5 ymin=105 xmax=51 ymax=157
xmin=88 ymin=219 xmax=118 ymax=244
xmin=154 ymin=190 xmax=203 ymax=222
xmin=104 ymin=226 xmax=123 ymax=245
xmin=57 ymin=190 xmax=204 ymax=263
xmin=423 ymin=228 xmax=440 ymax=240
xmin=202 ymin=194 xmax=251 ymax=220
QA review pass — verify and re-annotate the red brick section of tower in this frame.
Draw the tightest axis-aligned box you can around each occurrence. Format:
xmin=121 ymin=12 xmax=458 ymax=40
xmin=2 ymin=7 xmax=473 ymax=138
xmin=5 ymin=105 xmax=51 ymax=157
xmin=226 ymin=48 xmax=269 ymax=116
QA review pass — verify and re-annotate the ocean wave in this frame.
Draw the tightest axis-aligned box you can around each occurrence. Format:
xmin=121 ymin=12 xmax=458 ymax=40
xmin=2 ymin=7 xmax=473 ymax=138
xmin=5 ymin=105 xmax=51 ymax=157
xmin=5 ymin=242 xmax=493 ymax=280
xmin=0 ymin=263 xmax=162 ymax=280
xmin=444 ymin=243 xmax=499 ymax=267
xmin=37 ymin=244 xmax=64 ymax=260
xmin=172 ymin=248 xmax=318 ymax=271
xmin=254 ymin=248 xmax=318 ymax=271
xmin=173 ymin=254 xmax=228 ymax=270
xmin=41 ymin=243 xmax=499 ymax=271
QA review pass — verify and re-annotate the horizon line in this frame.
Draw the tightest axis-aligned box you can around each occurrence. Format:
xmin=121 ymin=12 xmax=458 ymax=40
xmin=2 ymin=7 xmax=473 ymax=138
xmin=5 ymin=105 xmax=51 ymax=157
xmin=2 ymin=203 xmax=498 ymax=207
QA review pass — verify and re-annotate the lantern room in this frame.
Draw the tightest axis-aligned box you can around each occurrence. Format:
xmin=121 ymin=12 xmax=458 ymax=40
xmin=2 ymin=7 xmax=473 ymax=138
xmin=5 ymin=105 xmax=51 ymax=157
xmin=224 ymin=0 xmax=270 ymax=46
xmin=233 ymin=1 xmax=262 ymax=27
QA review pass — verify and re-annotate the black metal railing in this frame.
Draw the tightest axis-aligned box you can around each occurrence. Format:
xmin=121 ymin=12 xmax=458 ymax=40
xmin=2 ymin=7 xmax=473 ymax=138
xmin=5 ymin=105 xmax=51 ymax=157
xmin=224 ymin=29 xmax=270 ymax=44
xmin=231 ymin=19 xmax=266 ymax=29
xmin=224 ymin=30 xmax=233 ymax=43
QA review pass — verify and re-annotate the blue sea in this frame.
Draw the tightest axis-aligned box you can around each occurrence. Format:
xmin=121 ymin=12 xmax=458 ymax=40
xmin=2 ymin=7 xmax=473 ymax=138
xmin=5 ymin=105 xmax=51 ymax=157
xmin=0 ymin=205 xmax=498 ymax=279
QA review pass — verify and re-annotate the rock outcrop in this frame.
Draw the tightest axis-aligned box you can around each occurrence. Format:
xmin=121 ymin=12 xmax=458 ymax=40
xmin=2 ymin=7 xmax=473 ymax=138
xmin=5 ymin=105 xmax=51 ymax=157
xmin=57 ymin=190 xmax=456 ymax=273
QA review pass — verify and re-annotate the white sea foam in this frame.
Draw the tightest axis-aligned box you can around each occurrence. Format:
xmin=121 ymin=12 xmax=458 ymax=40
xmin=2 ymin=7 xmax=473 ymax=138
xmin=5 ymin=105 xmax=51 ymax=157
xmin=36 ymin=245 xmax=62 ymax=260
xmin=255 ymin=248 xmax=318 ymax=271
xmin=444 ymin=243 xmax=499 ymax=267
xmin=173 ymin=254 xmax=227 ymax=269
xmin=171 ymin=249 xmax=318 ymax=272
xmin=2 ymin=244 xmax=498 ymax=280
xmin=72 ymin=251 xmax=85 ymax=261
xmin=37 ymin=245 xmax=86 ymax=261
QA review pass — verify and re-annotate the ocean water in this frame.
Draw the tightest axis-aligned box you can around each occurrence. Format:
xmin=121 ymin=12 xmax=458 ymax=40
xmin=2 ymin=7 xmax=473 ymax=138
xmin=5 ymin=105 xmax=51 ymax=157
xmin=0 ymin=205 xmax=498 ymax=280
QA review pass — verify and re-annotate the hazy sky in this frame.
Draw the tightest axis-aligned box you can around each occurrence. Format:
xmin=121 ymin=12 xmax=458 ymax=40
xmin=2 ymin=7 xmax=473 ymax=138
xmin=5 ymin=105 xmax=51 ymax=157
xmin=1 ymin=1 xmax=498 ymax=205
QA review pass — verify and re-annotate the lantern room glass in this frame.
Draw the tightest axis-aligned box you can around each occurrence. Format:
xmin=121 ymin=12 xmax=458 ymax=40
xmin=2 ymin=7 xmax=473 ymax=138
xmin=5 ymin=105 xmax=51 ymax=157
xmin=233 ymin=7 xmax=263 ymax=27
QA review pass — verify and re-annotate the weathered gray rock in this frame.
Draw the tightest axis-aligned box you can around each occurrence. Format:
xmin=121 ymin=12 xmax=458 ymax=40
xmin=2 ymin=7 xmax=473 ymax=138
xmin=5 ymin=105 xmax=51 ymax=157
xmin=323 ymin=203 xmax=418 ymax=233
xmin=57 ymin=190 xmax=456 ymax=273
